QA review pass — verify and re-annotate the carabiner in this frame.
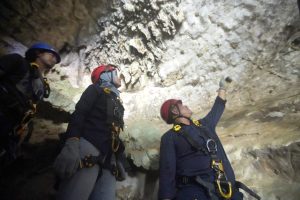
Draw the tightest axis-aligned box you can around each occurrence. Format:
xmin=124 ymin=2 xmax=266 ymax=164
xmin=216 ymin=180 xmax=232 ymax=199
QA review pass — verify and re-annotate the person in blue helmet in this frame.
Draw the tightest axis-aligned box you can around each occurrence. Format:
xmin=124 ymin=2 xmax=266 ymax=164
xmin=0 ymin=42 xmax=60 ymax=163
xmin=54 ymin=64 xmax=126 ymax=200
xmin=158 ymin=78 xmax=260 ymax=200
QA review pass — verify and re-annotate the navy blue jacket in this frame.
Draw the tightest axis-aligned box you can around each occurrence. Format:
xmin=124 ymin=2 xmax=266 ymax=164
xmin=0 ymin=54 xmax=46 ymax=127
xmin=0 ymin=53 xmax=46 ymax=103
xmin=65 ymin=84 xmax=125 ymax=160
xmin=0 ymin=54 xmax=29 ymax=83
xmin=159 ymin=96 xmax=236 ymax=199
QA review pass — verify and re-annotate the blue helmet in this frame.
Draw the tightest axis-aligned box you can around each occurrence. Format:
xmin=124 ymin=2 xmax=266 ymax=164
xmin=25 ymin=42 xmax=61 ymax=63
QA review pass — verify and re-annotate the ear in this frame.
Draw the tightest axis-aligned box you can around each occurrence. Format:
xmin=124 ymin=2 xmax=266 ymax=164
xmin=171 ymin=106 xmax=179 ymax=115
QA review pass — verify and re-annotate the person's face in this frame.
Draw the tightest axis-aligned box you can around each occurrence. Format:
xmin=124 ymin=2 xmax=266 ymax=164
xmin=112 ymin=69 xmax=122 ymax=88
xmin=175 ymin=102 xmax=193 ymax=118
xmin=38 ymin=52 xmax=57 ymax=69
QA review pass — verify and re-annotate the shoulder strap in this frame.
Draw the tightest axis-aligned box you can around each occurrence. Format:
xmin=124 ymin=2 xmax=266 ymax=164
xmin=91 ymin=84 xmax=124 ymax=129
xmin=193 ymin=119 xmax=218 ymax=142
xmin=180 ymin=129 xmax=208 ymax=154
xmin=172 ymin=120 xmax=218 ymax=155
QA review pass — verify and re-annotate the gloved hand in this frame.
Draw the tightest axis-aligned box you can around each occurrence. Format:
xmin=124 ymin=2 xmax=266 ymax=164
xmin=53 ymin=137 xmax=81 ymax=179
xmin=219 ymin=76 xmax=232 ymax=91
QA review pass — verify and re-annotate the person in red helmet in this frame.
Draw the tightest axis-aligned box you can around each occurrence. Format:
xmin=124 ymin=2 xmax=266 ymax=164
xmin=0 ymin=42 xmax=60 ymax=165
xmin=159 ymin=78 xmax=260 ymax=200
xmin=54 ymin=64 xmax=126 ymax=200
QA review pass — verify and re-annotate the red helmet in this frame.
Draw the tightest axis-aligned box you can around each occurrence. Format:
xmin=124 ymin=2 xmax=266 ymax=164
xmin=160 ymin=99 xmax=182 ymax=124
xmin=91 ymin=64 xmax=117 ymax=84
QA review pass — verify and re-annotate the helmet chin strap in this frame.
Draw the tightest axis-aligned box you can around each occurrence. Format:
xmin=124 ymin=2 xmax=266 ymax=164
xmin=173 ymin=115 xmax=191 ymax=123
xmin=110 ymin=70 xmax=121 ymax=88
xmin=172 ymin=104 xmax=191 ymax=123
xmin=110 ymin=71 xmax=115 ymax=86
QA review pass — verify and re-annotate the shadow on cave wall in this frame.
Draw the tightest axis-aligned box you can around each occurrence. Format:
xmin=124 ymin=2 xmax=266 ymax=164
xmin=36 ymin=101 xmax=71 ymax=124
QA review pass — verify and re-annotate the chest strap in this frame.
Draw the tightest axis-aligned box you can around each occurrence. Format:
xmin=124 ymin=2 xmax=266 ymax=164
xmin=173 ymin=120 xmax=261 ymax=200
xmin=172 ymin=119 xmax=218 ymax=155
xmin=173 ymin=119 xmax=232 ymax=199
xmin=180 ymin=129 xmax=209 ymax=154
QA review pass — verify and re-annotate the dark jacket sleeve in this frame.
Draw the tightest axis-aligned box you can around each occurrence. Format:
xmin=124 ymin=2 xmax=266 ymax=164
xmin=65 ymin=84 xmax=99 ymax=138
xmin=200 ymin=96 xmax=226 ymax=131
xmin=159 ymin=132 xmax=177 ymax=199
xmin=0 ymin=54 xmax=27 ymax=80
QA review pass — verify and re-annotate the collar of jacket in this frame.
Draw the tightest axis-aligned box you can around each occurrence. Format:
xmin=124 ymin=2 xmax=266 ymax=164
xmin=172 ymin=119 xmax=201 ymax=132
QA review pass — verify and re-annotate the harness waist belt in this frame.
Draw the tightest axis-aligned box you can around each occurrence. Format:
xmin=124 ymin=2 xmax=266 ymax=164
xmin=235 ymin=181 xmax=261 ymax=200
xmin=178 ymin=175 xmax=219 ymax=200
xmin=178 ymin=176 xmax=260 ymax=200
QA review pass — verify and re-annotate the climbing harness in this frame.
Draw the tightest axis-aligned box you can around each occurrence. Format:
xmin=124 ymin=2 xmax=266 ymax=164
xmin=111 ymin=122 xmax=121 ymax=153
xmin=30 ymin=63 xmax=51 ymax=100
xmin=79 ymin=153 xmax=106 ymax=169
xmin=13 ymin=110 xmax=35 ymax=144
xmin=173 ymin=120 xmax=232 ymax=199
xmin=79 ymin=85 xmax=126 ymax=181
xmin=173 ymin=119 xmax=260 ymax=200
xmin=43 ymin=78 xmax=50 ymax=98
xmin=109 ymin=116 xmax=125 ymax=181
xmin=106 ymin=90 xmax=125 ymax=181
xmin=110 ymin=153 xmax=126 ymax=181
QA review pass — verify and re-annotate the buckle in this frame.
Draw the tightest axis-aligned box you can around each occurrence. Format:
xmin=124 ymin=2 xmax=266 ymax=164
xmin=80 ymin=154 xmax=103 ymax=168
xmin=206 ymin=139 xmax=217 ymax=153
xmin=81 ymin=154 xmax=96 ymax=168
xmin=181 ymin=176 xmax=190 ymax=184
xmin=211 ymin=159 xmax=224 ymax=172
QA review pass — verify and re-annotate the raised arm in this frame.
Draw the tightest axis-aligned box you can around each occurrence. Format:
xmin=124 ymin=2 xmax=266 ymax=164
xmin=218 ymin=88 xmax=226 ymax=100
xmin=201 ymin=77 xmax=231 ymax=130
xmin=218 ymin=76 xmax=232 ymax=100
